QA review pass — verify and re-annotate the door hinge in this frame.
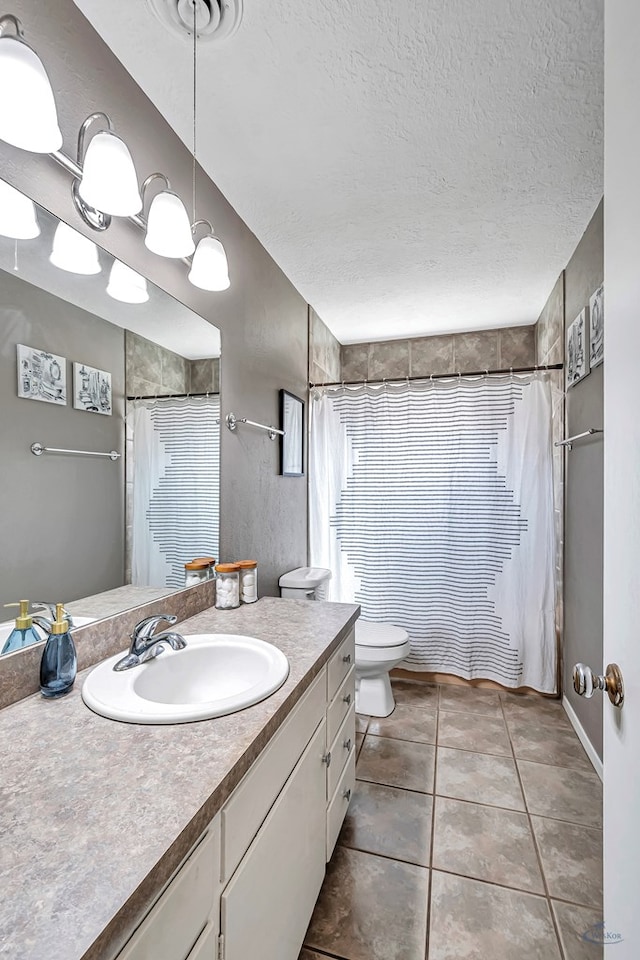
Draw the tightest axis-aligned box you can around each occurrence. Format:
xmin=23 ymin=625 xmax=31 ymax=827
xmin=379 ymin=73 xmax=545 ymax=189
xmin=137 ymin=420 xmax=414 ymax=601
xmin=217 ymin=933 xmax=225 ymax=960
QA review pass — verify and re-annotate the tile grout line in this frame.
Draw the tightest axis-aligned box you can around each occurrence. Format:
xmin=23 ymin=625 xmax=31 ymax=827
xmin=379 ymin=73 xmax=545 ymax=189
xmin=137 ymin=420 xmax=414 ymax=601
xmin=424 ymin=685 xmax=441 ymax=960
xmin=500 ymin=694 xmax=568 ymax=960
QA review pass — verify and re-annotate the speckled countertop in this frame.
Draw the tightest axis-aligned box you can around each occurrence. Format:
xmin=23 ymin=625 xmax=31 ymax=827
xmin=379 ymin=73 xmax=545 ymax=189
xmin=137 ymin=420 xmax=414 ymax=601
xmin=0 ymin=598 xmax=359 ymax=960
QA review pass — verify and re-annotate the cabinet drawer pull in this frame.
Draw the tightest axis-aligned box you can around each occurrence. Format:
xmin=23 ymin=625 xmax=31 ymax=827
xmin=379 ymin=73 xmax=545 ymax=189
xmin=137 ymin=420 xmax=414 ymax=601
xmin=342 ymin=654 xmax=352 ymax=664
xmin=343 ymin=788 xmax=351 ymax=802
xmin=343 ymin=693 xmax=352 ymax=705
xmin=322 ymin=751 xmax=332 ymax=767
xmin=343 ymin=737 xmax=352 ymax=752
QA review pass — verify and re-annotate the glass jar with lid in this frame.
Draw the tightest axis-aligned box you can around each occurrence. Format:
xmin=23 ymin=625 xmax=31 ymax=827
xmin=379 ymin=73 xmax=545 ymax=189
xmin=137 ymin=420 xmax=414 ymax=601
xmin=191 ymin=557 xmax=217 ymax=580
xmin=184 ymin=560 xmax=210 ymax=587
xmin=215 ymin=563 xmax=241 ymax=609
xmin=236 ymin=560 xmax=258 ymax=603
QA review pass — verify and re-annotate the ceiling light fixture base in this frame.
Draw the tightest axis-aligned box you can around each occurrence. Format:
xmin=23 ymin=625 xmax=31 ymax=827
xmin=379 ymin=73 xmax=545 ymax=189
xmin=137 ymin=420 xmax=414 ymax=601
xmin=146 ymin=0 xmax=243 ymax=44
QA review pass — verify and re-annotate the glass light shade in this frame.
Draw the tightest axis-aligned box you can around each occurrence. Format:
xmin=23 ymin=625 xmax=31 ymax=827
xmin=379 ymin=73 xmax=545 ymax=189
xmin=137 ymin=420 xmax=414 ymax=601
xmin=49 ymin=222 xmax=101 ymax=275
xmin=145 ymin=190 xmax=195 ymax=258
xmin=79 ymin=131 xmax=142 ymax=217
xmin=0 ymin=178 xmax=39 ymax=239
xmin=0 ymin=35 xmax=62 ymax=152
xmin=188 ymin=236 xmax=230 ymax=291
xmin=107 ymin=260 xmax=149 ymax=304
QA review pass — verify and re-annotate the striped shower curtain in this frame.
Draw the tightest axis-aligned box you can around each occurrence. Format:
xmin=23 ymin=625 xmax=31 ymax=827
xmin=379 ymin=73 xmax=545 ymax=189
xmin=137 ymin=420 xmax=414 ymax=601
xmin=130 ymin=396 xmax=220 ymax=589
xmin=309 ymin=376 xmax=556 ymax=693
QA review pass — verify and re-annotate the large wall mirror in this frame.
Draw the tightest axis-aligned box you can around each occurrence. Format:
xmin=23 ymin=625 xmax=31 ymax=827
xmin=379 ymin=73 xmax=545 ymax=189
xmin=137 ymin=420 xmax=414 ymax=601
xmin=0 ymin=181 xmax=221 ymax=657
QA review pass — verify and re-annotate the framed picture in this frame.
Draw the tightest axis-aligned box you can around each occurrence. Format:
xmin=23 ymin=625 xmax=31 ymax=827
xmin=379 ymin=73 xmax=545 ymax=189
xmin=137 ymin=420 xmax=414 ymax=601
xmin=589 ymin=284 xmax=604 ymax=368
xmin=566 ymin=309 xmax=589 ymax=388
xmin=17 ymin=344 xmax=67 ymax=404
xmin=73 ymin=362 xmax=112 ymax=415
xmin=279 ymin=389 xmax=305 ymax=476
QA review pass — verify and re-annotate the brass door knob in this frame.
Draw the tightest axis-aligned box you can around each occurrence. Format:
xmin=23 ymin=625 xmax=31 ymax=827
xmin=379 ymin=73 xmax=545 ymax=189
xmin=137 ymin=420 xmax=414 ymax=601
xmin=573 ymin=662 xmax=624 ymax=707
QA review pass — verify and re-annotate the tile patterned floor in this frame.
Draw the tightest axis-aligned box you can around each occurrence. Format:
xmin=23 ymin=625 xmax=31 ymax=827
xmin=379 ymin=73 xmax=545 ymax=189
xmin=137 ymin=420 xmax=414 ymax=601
xmin=301 ymin=679 xmax=604 ymax=960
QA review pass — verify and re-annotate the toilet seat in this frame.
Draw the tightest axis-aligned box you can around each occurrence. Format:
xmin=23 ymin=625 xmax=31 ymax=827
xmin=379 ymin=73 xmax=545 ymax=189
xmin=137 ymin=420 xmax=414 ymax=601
xmin=355 ymin=621 xmax=409 ymax=649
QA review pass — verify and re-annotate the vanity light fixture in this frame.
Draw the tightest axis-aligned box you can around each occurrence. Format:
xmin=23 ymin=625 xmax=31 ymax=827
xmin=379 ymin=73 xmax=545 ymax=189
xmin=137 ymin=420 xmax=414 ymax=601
xmin=49 ymin=221 xmax=101 ymax=275
xmin=143 ymin=173 xmax=195 ymax=258
xmin=0 ymin=177 xmax=40 ymax=239
xmin=107 ymin=259 xmax=149 ymax=304
xmin=0 ymin=14 xmax=62 ymax=153
xmin=188 ymin=220 xmax=230 ymax=291
xmin=0 ymin=12 xmax=231 ymax=292
xmin=77 ymin=114 xmax=142 ymax=218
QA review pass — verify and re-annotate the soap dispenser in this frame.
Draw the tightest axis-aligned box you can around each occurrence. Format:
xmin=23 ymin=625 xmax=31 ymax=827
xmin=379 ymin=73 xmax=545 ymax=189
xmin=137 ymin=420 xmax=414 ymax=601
xmin=39 ymin=603 xmax=77 ymax=699
xmin=1 ymin=601 xmax=41 ymax=654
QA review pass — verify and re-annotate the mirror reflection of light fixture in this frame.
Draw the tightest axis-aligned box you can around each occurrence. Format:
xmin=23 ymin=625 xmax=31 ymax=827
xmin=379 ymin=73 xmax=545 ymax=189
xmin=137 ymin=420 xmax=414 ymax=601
xmin=77 ymin=113 xmax=142 ymax=218
xmin=0 ymin=15 xmax=62 ymax=153
xmin=188 ymin=220 xmax=230 ymax=291
xmin=49 ymin=221 xmax=101 ymax=275
xmin=0 ymin=178 xmax=40 ymax=239
xmin=107 ymin=259 xmax=149 ymax=304
xmin=143 ymin=173 xmax=195 ymax=258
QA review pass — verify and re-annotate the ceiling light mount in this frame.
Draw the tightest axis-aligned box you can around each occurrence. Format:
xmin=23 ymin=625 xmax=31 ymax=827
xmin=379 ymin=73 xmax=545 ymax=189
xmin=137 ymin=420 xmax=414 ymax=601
xmin=147 ymin=0 xmax=243 ymax=44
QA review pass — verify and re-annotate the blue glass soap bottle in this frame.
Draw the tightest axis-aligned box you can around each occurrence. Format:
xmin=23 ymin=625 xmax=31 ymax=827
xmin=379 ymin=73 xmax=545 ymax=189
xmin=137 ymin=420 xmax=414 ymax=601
xmin=39 ymin=603 xmax=77 ymax=699
xmin=2 ymin=600 xmax=41 ymax=654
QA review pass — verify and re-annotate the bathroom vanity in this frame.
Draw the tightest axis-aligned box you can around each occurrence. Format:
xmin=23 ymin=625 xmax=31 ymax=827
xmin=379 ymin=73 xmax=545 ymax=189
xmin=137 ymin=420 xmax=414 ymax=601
xmin=0 ymin=597 xmax=359 ymax=960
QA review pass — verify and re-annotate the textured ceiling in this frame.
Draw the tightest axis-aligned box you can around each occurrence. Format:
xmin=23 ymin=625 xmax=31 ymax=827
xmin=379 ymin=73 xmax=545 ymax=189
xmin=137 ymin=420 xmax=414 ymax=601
xmin=72 ymin=0 xmax=603 ymax=343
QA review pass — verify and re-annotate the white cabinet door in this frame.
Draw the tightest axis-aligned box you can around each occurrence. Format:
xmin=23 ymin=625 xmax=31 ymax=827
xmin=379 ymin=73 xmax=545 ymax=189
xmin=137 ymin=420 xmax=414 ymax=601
xmin=221 ymin=721 xmax=327 ymax=960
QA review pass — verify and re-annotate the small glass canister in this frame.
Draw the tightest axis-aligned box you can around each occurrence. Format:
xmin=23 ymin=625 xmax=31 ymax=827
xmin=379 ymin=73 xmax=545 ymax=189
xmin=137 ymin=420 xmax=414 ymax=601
xmin=236 ymin=560 xmax=258 ymax=603
xmin=215 ymin=563 xmax=241 ymax=609
xmin=192 ymin=556 xmax=217 ymax=580
xmin=184 ymin=560 xmax=210 ymax=587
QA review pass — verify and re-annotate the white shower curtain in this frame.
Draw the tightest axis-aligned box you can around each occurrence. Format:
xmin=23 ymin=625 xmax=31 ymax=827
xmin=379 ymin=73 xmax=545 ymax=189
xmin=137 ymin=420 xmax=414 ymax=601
xmin=309 ymin=376 xmax=557 ymax=693
xmin=131 ymin=396 xmax=220 ymax=588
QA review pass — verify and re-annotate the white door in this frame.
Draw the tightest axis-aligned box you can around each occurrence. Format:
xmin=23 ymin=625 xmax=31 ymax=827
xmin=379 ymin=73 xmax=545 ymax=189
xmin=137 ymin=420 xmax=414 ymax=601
xmin=603 ymin=1 xmax=640 ymax=951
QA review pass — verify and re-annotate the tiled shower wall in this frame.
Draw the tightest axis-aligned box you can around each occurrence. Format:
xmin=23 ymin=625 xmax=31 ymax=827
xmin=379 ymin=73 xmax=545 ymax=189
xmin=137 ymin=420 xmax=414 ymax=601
xmin=308 ymin=306 xmax=342 ymax=384
xmin=340 ymin=326 xmax=535 ymax=381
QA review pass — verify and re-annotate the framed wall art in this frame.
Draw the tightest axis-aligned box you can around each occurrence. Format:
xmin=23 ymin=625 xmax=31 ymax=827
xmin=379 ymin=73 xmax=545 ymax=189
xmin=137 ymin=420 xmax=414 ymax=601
xmin=279 ymin=389 xmax=305 ymax=477
xmin=589 ymin=284 xmax=604 ymax=368
xmin=17 ymin=344 xmax=67 ymax=405
xmin=566 ymin=309 xmax=589 ymax=388
xmin=73 ymin=362 xmax=112 ymax=415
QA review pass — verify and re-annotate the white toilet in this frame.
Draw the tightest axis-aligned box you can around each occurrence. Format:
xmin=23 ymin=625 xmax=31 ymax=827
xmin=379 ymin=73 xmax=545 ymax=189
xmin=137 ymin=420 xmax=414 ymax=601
xmin=354 ymin=621 xmax=410 ymax=717
xmin=278 ymin=567 xmax=410 ymax=718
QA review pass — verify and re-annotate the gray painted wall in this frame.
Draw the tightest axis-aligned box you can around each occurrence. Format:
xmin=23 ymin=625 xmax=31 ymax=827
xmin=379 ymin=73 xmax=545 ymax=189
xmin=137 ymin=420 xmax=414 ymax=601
xmin=0 ymin=270 xmax=125 ymax=606
xmin=563 ymin=201 xmax=604 ymax=757
xmin=1 ymin=0 xmax=309 ymax=597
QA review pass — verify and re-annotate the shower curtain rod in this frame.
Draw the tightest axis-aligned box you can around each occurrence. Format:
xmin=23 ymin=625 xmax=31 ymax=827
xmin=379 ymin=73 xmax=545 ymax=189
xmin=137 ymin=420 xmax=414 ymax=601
xmin=126 ymin=390 xmax=220 ymax=401
xmin=310 ymin=363 xmax=563 ymax=389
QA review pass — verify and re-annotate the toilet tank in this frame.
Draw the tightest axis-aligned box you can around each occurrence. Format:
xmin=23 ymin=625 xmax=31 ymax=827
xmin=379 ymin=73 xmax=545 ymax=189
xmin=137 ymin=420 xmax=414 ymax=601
xmin=278 ymin=567 xmax=332 ymax=600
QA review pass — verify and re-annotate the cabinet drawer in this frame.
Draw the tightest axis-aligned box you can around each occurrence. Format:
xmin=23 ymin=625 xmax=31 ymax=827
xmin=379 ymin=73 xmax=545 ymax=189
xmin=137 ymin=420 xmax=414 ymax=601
xmin=221 ymin=721 xmax=327 ymax=960
xmin=117 ymin=821 xmax=220 ymax=960
xmin=221 ymin=668 xmax=326 ymax=883
xmin=327 ymin=629 xmax=355 ymax=702
xmin=326 ymin=746 xmax=356 ymax=862
xmin=327 ymin=667 xmax=355 ymax=745
xmin=327 ymin=704 xmax=356 ymax=799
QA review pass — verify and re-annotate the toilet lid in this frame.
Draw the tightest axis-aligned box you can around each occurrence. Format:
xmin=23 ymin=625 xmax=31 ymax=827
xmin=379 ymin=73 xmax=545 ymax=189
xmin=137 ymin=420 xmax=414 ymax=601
xmin=355 ymin=620 xmax=410 ymax=648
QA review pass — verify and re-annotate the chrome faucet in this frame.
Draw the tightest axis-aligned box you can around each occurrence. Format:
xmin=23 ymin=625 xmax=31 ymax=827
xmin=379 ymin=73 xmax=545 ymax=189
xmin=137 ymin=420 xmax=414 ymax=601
xmin=113 ymin=615 xmax=187 ymax=672
xmin=32 ymin=602 xmax=75 ymax=630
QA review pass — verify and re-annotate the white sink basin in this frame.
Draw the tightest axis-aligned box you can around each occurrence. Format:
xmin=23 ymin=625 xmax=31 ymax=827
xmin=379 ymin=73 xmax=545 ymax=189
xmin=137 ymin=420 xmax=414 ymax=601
xmin=81 ymin=634 xmax=290 ymax=724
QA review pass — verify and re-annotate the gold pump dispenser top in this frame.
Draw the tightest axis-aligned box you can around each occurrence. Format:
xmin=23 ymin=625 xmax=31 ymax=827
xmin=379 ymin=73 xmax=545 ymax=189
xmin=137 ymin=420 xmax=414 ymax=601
xmin=4 ymin=600 xmax=33 ymax=629
xmin=50 ymin=603 xmax=69 ymax=635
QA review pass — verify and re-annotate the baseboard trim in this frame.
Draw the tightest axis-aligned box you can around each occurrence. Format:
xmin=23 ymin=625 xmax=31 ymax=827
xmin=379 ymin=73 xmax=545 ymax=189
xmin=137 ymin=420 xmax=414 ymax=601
xmin=562 ymin=697 xmax=603 ymax=781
